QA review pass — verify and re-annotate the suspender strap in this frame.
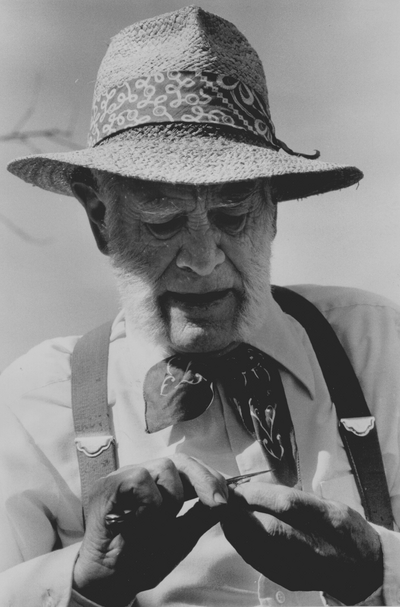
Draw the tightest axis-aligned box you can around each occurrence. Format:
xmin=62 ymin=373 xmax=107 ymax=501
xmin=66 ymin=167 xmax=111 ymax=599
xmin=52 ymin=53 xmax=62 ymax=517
xmin=71 ymin=320 xmax=117 ymax=524
xmin=272 ymin=285 xmax=394 ymax=530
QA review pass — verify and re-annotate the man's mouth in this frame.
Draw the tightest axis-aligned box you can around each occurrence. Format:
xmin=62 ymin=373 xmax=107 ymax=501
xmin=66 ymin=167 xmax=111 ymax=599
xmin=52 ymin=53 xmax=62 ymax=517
xmin=166 ymin=289 xmax=232 ymax=307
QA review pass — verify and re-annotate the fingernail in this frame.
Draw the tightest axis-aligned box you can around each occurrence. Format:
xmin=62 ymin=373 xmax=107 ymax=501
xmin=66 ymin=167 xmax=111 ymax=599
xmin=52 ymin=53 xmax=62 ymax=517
xmin=213 ymin=491 xmax=228 ymax=504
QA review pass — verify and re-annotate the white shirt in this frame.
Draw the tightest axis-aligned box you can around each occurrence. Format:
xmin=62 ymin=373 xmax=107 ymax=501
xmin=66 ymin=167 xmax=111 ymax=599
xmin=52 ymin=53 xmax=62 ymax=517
xmin=0 ymin=285 xmax=400 ymax=606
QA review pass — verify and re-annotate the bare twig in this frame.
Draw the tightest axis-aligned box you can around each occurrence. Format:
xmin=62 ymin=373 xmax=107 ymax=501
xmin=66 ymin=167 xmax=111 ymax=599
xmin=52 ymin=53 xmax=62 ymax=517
xmin=0 ymin=212 xmax=52 ymax=245
xmin=0 ymin=77 xmax=82 ymax=152
xmin=0 ymin=127 xmax=82 ymax=149
xmin=0 ymin=81 xmax=82 ymax=244
xmin=12 ymin=76 xmax=41 ymax=134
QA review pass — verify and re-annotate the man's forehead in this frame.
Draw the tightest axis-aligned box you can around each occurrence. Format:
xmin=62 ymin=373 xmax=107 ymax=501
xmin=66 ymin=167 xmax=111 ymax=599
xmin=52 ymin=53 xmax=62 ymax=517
xmin=114 ymin=177 xmax=264 ymax=209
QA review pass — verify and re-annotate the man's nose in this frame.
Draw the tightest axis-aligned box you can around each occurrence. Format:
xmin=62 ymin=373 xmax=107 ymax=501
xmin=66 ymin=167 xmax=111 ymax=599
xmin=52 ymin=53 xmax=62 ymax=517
xmin=176 ymin=225 xmax=225 ymax=276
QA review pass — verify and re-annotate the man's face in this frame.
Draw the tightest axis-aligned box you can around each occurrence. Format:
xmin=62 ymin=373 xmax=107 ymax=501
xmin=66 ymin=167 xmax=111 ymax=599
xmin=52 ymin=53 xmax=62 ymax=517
xmin=102 ymin=177 xmax=276 ymax=353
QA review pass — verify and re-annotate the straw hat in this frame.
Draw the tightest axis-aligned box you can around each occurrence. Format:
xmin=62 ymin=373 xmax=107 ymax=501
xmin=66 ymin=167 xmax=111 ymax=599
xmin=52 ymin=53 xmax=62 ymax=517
xmin=7 ymin=5 xmax=363 ymax=202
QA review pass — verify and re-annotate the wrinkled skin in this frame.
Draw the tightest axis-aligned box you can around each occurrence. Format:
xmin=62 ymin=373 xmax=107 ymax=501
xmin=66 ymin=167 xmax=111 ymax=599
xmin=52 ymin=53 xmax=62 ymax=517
xmin=71 ymin=175 xmax=383 ymax=605
xmin=222 ymin=483 xmax=383 ymax=605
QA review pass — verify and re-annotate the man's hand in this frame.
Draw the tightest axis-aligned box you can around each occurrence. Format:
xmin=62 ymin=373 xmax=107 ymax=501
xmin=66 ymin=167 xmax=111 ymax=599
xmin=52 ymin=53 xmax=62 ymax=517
xmin=221 ymin=482 xmax=383 ymax=605
xmin=73 ymin=455 xmax=228 ymax=607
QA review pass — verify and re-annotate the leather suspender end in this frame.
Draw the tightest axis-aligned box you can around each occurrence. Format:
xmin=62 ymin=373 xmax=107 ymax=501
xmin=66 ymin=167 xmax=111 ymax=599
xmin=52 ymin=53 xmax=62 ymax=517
xmin=340 ymin=417 xmax=375 ymax=437
xmin=75 ymin=435 xmax=115 ymax=458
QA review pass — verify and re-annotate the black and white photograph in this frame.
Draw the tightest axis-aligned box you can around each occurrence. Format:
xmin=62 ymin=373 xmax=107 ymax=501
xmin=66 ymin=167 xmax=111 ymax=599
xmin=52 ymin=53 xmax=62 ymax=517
xmin=0 ymin=1 xmax=399 ymax=605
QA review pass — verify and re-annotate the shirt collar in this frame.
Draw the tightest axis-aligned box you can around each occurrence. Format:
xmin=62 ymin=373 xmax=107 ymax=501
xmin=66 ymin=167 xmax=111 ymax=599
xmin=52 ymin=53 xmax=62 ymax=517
xmin=248 ymin=296 xmax=316 ymax=399
xmin=114 ymin=294 xmax=316 ymax=400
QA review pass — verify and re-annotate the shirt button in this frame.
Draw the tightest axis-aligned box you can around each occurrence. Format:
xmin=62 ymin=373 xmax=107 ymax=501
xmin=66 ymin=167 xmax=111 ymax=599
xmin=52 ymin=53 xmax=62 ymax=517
xmin=275 ymin=590 xmax=285 ymax=604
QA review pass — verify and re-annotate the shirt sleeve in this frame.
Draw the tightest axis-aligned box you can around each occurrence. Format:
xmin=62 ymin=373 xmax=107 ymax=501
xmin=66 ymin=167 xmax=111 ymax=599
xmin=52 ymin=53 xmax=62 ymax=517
xmin=0 ymin=398 xmax=81 ymax=605
xmin=0 ymin=542 xmax=81 ymax=606
xmin=291 ymin=285 xmax=400 ymax=606
xmin=370 ymin=524 xmax=400 ymax=607
xmin=316 ymin=288 xmax=400 ymax=606
xmin=0 ymin=338 xmax=86 ymax=606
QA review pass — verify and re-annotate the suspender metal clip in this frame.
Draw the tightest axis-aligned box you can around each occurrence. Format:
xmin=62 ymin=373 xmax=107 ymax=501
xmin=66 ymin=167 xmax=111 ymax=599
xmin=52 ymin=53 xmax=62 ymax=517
xmin=340 ymin=416 xmax=375 ymax=437
xmin=75 ymin=435 xmax=115 ymax=458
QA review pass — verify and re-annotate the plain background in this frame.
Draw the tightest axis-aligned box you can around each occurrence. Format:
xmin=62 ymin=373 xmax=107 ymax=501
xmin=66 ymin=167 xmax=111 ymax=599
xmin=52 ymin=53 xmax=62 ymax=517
xmin=0 ymin=0 xmax=399 ymax=370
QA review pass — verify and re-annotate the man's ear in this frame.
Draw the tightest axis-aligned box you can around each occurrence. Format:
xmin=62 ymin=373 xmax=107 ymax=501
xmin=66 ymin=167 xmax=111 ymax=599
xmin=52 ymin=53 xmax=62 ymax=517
xmin=262 ymin=178 xmax=278 ymax=239
xmin=70 ymin=181 xmax=109 ymax=254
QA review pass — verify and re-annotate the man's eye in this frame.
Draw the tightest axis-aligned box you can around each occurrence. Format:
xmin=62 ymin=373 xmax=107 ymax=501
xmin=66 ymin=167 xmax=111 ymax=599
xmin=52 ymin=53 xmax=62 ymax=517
xmin=145 ymin=216 xmax=185 ymax=239
xmin=214 ymin=212 xmax=247 ymax=234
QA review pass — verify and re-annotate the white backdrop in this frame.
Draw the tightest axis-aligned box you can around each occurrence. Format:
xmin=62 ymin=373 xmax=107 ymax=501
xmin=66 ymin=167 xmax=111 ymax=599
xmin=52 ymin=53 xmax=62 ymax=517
xmin=0 ymin=0 xmax=399 ymax=370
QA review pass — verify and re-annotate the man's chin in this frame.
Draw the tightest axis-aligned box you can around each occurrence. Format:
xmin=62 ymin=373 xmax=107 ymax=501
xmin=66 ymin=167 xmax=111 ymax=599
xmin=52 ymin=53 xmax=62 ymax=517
xmin=168 ymin=324 xmax=236 ymax=354
xmin=161 ymin=289 xmax=241 ymax=353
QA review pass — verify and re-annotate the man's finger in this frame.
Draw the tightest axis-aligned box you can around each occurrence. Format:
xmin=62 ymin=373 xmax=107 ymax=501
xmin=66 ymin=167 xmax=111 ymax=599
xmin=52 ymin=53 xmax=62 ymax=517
xmin=142 ymin=457 xmax=185 ymax=514
xmin=221 ymin=498 xmax=331 ymax=591
xmin=100 ymin=466 xmax=164 ymax=515
xmin=172 ymin=453 xmax=229 ymax=506
xmin=232 ymin=482 xmax=338 ymax=535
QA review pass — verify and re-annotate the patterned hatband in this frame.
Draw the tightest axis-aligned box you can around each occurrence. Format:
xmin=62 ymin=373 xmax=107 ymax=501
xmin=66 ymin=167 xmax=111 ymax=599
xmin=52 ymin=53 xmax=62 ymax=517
xmin=90 ymin=70 xmax=276 ymax=147
xmin=90 ymin=70 xmax=318 ymax=160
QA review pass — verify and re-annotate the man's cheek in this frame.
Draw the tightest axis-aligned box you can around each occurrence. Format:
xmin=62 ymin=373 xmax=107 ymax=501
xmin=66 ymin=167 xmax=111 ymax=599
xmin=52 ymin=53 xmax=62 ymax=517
xmin=127 ymin=240 xmax=176 ymax=280
xmin=224 ymin=232 xmax=266 ymax=268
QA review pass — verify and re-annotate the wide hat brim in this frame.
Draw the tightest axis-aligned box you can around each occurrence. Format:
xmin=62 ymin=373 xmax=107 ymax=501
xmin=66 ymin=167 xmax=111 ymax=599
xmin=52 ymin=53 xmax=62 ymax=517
xmin=7 ymin=126 xmax=363 ymax=202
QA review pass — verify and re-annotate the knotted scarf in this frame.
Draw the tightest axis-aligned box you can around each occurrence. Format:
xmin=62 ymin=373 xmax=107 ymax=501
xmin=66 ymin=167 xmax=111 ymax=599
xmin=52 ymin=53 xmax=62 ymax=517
xmin=144 ymin=344 xmax=299 ymax=487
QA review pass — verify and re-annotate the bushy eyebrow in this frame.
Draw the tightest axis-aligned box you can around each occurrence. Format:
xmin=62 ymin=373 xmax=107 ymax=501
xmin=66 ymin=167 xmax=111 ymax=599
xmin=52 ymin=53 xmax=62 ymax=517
xmin=137 ymin=198 xmax=187 ymax=220
xmin=138 ymin=198 xmax=259 ymax=223
xmin=128 ymin=179 xmax=262 ymax=220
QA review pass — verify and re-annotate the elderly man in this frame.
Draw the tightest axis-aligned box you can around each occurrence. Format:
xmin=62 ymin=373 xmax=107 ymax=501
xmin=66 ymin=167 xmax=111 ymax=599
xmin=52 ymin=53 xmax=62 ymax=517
xmin=1 ymin=6 xmax=400 ymax=607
